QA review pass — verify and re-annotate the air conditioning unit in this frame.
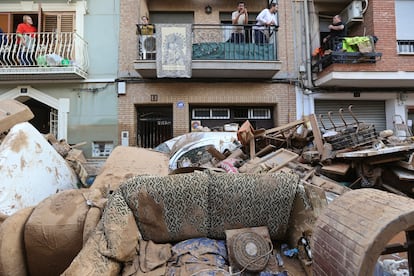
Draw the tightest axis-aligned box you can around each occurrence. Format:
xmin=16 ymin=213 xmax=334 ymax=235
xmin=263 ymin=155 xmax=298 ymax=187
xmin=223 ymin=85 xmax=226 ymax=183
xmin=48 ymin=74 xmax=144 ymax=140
xmin=140 ymin=35 xmax=156 ymax=59
xmin=340 ymin=0 xmax=363 ymax=26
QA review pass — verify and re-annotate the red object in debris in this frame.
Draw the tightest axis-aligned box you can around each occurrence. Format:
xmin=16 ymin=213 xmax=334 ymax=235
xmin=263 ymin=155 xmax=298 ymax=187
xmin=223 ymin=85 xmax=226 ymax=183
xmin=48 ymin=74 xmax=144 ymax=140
xmin=220 ymin=158 xmax=239 ymax=173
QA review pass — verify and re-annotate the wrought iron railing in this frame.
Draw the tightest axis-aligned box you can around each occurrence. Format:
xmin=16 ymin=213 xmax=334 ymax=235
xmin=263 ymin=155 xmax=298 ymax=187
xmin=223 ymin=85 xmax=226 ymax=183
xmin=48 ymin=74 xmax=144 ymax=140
xmin=137 ymin=24 xmax=278 ymax=61
xmin=0 ymin=32 xmax=88 ymax=71
xmin=312 ymin=35 xmax=382 ymax=72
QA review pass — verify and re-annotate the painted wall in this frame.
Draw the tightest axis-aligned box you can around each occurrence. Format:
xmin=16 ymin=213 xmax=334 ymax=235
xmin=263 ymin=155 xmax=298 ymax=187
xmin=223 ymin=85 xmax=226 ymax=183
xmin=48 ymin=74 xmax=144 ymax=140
xmin=84 ymin=0 xmax=120 ymax=79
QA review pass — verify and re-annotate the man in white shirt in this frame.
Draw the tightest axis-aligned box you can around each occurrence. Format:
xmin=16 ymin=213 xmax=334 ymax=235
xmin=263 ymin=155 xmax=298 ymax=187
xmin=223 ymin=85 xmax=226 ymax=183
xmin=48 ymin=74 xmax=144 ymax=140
xmin=254 ymin=3 xmax=278 ymax=44
xmin=230 ymin=1 xmax=248 ymax=43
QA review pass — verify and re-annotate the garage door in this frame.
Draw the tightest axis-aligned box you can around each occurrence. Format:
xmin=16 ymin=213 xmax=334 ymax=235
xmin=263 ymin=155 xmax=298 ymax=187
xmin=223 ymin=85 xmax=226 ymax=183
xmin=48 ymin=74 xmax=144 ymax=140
xmin=314 ymin=100 xmax=386 ymax=132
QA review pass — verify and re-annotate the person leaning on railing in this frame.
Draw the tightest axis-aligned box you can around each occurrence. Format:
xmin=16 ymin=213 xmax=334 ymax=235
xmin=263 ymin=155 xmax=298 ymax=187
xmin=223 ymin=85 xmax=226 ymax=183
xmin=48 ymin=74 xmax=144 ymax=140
xmin=254 ymin=2 xmax=278 ymax=44
xmin=16 ymin=15 xmax=37 ymax=66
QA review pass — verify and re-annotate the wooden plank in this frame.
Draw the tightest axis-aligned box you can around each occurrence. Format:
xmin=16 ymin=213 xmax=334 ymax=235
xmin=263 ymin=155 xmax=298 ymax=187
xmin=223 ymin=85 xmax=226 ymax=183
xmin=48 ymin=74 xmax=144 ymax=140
xmin=207 ymin=146 xmax=226 ymax=161
xmin=265 ymin=118 xmax=306 ymax=135
xmin=256 ymin=144 xmax=277 ymax=158
xmin=321 ymin=163 xmax=350 ymax=176
xmin=309 ymin=114 xmax=324 ymax=155
xmin=267 ymin=149 xmax=299 ymax=173
xmin=0 ymin=100 xmax=34 ymax=133
xmin=249 ymin=138 xmax=256 ymax=158
xmin=311 ymin=175 xmax=349 ymax=195
xmin=391 ymin=167 xmax=414 ymax=181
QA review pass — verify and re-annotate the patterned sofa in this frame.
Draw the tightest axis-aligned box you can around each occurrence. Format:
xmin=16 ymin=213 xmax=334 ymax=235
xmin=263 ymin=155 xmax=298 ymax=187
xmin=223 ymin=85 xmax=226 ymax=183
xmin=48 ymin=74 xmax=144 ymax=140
xmin=62 ymin=171 xmax=302 ymax=275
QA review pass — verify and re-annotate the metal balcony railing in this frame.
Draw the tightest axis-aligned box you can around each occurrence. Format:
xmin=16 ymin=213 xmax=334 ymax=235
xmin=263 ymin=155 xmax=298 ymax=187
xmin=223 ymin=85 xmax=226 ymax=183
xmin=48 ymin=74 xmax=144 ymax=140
xmin=137 ymin=24 xmax=278 ymax=61
xmin=0 ymin=32 xmax=88 ymax=72
xmin=312 ymin=35 xmax=382 ymax=72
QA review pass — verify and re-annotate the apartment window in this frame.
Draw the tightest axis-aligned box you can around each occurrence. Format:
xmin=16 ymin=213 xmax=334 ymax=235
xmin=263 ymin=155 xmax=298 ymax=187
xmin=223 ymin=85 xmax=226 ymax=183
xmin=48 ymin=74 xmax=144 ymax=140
xmin=193 ymin=108 xmax=230 ymax=119
xmin=92 ymin=141 xmax=114 ymax=157
xmin=191 ymin=106 xmax=274 ymax=130
xmin=234 ymin=107 xmax=271 ymax=119
xmin=395 ymin=0 xmax=414 ymax=54
xmin=43 ymin=13 xmax=75 ymax=32
xmin=249 ymin=108 xmax=271 ymax=119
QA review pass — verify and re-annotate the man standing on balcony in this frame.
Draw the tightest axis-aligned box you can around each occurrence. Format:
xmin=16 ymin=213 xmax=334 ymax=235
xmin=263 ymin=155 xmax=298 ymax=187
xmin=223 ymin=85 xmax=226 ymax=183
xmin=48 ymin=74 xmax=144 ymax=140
xmin=230 ymin=1 xmax=248 ymax=43
xmin=16 ymin=15 xmax=37 ymax=66
xmin=323 ymin=15 xmax=346 ymax=51
xmin=254 ymin=3 xmax=278 ymax=44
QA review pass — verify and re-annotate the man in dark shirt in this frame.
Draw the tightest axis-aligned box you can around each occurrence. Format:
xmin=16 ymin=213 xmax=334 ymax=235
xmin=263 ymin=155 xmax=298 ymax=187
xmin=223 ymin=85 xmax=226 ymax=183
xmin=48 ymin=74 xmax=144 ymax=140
xmin=323 ymin=14 xmax=346 ymax=51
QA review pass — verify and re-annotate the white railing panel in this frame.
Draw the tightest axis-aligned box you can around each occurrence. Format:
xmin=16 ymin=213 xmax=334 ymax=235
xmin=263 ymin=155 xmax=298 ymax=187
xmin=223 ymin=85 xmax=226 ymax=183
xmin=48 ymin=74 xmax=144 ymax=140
xmin=0 ymin=32 xmax=88 ymax=72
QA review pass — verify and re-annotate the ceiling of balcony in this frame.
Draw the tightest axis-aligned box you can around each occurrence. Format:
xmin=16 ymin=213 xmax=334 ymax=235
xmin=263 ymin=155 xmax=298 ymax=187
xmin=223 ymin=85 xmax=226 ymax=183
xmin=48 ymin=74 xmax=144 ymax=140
xmin=134 ymin=60 xmax=282 ymax=80
xmin=314 ymin=71 xmax=414 ymax=88
xmin=314 ymin=0 xmax=352 ymax=16
xmin=0 ymin=67 xmax=87 ymax=82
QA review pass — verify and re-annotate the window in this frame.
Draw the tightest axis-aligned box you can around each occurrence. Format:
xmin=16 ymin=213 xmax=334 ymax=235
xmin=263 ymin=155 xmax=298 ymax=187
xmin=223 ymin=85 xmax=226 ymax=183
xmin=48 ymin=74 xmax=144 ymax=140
xmin=43 ymin=13 xmax=75 ymax=32
xmin=49 ymin=108 xmax=58 ymax=138
xmin=249 ymin=108 xmax=271 ymax=119
xmin=193 ymin=108 xmax=230 ymax=119
xmin=92 ymin=141 xmax=114 ymax=157
xmin=149 ymin=12 xmax=194 ymax=24
xmin=233 ymin=107 xmax=271 ymax=119
xmin=395 ymin=0 xmax=414 ymax=54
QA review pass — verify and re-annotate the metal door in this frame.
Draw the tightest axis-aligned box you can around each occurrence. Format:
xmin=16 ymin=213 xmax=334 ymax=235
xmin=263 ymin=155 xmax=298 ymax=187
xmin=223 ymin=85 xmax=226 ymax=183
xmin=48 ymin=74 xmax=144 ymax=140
xmin=137 ymin=105 xmax=173 ymax=148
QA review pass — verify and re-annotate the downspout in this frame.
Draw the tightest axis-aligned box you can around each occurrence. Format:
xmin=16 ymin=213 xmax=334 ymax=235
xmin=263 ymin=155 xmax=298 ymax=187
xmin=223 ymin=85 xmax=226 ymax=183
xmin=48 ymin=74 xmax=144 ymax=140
xmin=303 ymin=0 xmax=313 ymax=88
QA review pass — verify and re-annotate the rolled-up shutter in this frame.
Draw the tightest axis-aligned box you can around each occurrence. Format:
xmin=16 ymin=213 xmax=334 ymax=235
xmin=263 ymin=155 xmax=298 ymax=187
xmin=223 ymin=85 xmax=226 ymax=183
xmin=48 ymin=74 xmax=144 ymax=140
xmin=314 ymin=100 xmax=386 ymax=132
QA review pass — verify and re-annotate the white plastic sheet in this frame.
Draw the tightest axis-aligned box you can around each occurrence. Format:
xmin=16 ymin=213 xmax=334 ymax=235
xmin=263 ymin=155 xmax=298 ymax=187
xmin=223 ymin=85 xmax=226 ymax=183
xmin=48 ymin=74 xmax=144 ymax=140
xmin=0 ymin=122 xmax=77 ymax=215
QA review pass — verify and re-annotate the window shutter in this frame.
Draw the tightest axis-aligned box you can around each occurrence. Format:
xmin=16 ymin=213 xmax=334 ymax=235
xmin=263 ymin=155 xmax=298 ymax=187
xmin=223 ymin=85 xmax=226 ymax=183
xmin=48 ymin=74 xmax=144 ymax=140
xmin=44 ymin=14 xmax=58 ymax=32
xmin=60 ymin=14 xmax=75 ymax=32
xmin=43 ymin=13 xmax=75 ymax=32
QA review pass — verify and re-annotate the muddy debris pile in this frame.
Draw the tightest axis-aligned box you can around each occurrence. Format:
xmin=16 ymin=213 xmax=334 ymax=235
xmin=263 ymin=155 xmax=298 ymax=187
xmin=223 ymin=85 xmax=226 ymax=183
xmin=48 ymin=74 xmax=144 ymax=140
xmin=0 ymin=100 xmax=413 ymax=276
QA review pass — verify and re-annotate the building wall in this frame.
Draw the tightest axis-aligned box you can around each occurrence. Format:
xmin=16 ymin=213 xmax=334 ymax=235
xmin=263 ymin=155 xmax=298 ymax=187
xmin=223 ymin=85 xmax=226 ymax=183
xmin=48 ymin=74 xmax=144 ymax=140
xmin=119 ymin=82 xmax=296 ymax=146
xmin=85 ymin=0 xmax=120 ymax=79
xmin=0 ymin=0 xmax=120 ymax=158
xmin=118 ymin=0 xmax=299 ymax=147
xmin=320 ymin=0 xmax=414 ymax=76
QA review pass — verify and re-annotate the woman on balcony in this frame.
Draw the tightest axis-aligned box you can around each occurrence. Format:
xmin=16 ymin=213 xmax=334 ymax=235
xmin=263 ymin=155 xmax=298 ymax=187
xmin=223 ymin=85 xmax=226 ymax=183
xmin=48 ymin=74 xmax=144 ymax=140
xmin=16 ymin=15 xmax=37 ymax=66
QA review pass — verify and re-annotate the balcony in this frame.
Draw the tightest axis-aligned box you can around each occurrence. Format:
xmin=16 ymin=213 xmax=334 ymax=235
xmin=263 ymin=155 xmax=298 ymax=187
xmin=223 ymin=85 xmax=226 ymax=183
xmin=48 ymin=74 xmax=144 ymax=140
xmin=312 ymin=36 xmax=385 ymax=87
xmin=0 ymin=32 xmax=88 ymax=81
xmin=134 ymin=24 xmax=281 ymax=79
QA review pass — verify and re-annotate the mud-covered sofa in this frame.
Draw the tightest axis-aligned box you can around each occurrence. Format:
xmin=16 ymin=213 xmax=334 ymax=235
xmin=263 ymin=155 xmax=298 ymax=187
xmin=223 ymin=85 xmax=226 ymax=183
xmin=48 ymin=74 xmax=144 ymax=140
xmin=62 ymin=171 xmax=302 ymax=275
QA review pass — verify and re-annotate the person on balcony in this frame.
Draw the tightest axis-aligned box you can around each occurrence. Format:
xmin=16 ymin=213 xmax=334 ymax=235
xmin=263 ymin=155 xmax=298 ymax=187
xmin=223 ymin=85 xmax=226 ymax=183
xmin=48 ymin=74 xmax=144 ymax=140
xmin=230 ymin=1 xmax=248 ymax=43
xmin=254 ymin=3 xmax=278 ymax=44
xmin=322 ymin=15 xmax=346 ymax=51
xmin=16 ymin=15 xmax=37 ymax=66
xmin=137 ymin=16 xmax=154 ymax=36
xmin=137 ymin=16 xmax=156 ymax=60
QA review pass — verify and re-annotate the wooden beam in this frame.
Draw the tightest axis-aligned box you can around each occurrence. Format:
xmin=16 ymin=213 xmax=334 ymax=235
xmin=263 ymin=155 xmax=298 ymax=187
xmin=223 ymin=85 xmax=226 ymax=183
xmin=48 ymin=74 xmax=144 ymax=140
xmin=309 ymin=114 xmax=324 ymax=155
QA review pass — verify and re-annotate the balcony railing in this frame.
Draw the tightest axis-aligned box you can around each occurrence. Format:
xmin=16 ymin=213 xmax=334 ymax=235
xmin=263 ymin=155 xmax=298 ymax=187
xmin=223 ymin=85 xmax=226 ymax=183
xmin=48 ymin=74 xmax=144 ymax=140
xmin=0 ymin=32 xmax=88 ymax=76
xmin=137 ymin=24 xmax=278 ymax=61
xmin=312 ymin=35 xmax=382 ymax=72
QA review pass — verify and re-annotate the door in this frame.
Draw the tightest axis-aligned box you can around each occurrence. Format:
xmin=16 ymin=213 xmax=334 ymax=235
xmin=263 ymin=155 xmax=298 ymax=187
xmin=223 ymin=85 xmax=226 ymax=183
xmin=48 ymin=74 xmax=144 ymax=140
xmin=137 ymin=105 xmax=173 ymax=148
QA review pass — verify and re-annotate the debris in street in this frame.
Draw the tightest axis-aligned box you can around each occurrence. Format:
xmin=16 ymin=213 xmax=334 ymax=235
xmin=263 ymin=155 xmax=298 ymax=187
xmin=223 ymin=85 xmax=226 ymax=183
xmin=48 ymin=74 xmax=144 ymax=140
xmin=0 ymin=99 xmax=34 ymax=134
xmin=1 ymin=100 xmax=414 ymax=275
xmin=0 ymin=122 xmax=78 ymax=215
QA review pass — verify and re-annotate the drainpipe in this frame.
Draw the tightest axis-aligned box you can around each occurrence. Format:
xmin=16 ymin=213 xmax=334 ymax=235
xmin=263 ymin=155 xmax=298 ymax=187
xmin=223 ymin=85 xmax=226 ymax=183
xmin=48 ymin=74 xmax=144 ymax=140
xmin=303 ymin=0 xmax=313 ymax=88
